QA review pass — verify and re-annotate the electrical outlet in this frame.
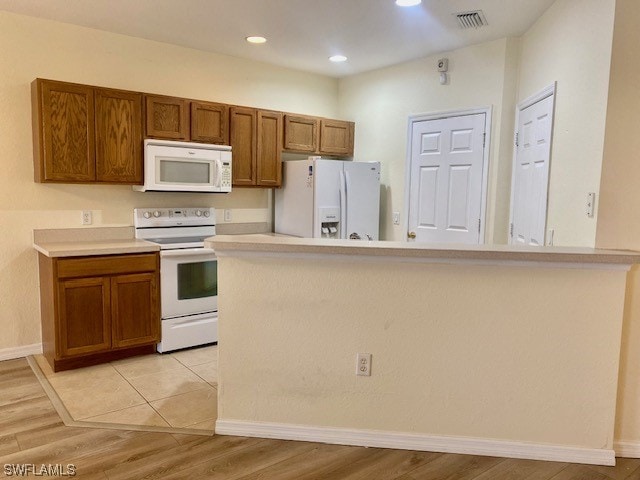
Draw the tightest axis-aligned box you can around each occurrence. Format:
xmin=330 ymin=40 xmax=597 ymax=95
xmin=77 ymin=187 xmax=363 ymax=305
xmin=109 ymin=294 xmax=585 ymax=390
xmin=224 ymin=209 xmax=232 ymax=222
xmin=356 ymin=353 xmax=372 ymax=376
xmin=81 ymin=210 xmax=92 ymax=225
xmin=392 ymin=212 xmax=400 ymax=225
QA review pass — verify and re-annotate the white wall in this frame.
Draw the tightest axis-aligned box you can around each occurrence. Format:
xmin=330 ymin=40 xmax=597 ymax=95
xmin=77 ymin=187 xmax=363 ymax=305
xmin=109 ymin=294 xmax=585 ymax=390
xmin=596 ymin=0 xmax=640 ymax=452
xmin=516 ymin=0 xmax=615 ymax=247
xmin=0 ymin=11 xmax=339 ymax=353
xmin=338 ymin=38 xmax=518 ymax=243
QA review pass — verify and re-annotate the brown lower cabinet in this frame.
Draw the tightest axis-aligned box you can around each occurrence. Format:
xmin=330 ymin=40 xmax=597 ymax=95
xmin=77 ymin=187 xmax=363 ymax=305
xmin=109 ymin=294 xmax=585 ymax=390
xmin=38 ymin=252 xmax=160 ymax=372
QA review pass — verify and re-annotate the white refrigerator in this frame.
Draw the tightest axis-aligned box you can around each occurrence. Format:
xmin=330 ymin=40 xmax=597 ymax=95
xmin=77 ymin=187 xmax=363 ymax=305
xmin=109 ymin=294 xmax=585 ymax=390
xmin=275 ymin=159 xmax=380 ymax=240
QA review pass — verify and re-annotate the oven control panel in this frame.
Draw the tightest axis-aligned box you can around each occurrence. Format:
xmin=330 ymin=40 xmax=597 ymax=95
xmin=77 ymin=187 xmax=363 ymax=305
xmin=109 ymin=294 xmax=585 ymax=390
xmin=134 ymin=208 xmax=216 ymax=227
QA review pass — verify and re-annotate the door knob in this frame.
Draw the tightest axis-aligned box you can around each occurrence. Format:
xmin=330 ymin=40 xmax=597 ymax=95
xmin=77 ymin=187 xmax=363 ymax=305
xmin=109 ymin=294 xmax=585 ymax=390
xmin=407 ymin=231 xmax=416 ymax=239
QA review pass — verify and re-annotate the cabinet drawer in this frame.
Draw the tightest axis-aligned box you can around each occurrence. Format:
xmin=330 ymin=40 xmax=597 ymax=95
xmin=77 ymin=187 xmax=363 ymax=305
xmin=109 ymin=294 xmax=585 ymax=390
xmin=57 ymin=254 xmax=158 ymax=279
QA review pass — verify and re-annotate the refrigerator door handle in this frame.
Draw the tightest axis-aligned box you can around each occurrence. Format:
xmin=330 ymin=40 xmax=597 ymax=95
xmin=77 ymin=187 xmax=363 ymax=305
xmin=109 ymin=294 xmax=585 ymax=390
xmin=345 ymin=169 xmax=352 ymax=239
xmin=339 ymin=169 xmax=347 ymax=239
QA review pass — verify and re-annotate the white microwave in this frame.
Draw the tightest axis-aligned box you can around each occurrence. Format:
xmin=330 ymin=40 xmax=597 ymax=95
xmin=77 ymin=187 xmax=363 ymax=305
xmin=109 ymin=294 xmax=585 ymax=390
xmin=133 ymin=139 xmax=232 ymax=193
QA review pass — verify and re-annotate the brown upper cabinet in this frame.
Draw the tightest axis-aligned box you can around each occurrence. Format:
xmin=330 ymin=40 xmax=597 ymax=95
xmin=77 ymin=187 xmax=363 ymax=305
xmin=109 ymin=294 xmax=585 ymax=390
xmin=230 ymin=107 xmax=256 ymax=186
xmin=144 ymin=95 xmax=189 ymax=140
xmin=319 ymin=119 xmax=354 ymax=156
xmin=191 ymin=101 xmax=229 ymax=144
xmin=230 ymin=107 xmax=283 ymax=187
xmin=95 ymin=89 xmax=143 ymax=183
xmin=145 ymin=96 xmax=230 ymax=145
xmin=33 ymin=78 xmax=354 ymax=188
xmin=283 ymin=114 xmax=354 ymax=157
xmin=257 ymin=110 xmax=283 ymax=187
xmin=284 ymin=115 xmax=318 ymax=152
xmin=32 ymin=79 xmax=143 ymax=184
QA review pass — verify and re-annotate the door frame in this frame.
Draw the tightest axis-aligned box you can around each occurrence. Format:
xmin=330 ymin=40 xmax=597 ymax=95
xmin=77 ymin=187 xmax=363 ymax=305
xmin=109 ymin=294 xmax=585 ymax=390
xmin=508 ymin=82 xmax=556 ymax=245
xmin=403 ymin=106 xmax=492 ymax=243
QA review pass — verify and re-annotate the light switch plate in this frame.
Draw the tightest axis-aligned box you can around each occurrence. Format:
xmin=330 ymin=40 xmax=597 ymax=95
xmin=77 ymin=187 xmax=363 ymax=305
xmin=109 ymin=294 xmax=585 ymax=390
xmin=586 ymin=192 xmax=595 ymax=218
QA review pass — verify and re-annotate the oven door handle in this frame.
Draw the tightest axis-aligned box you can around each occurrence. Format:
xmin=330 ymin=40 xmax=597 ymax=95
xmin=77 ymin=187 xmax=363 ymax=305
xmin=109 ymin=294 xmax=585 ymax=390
xmin=160 ymin=247 xmax=216 ymax=257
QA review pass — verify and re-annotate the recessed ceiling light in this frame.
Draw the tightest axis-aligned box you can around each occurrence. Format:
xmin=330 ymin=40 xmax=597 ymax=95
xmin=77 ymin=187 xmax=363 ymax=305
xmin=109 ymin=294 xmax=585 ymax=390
xmin=329 ymin=55 xmax=348 ymax=63
xmin=246 ymin=36 xmax=267 ymax=44
xmin=395 ymin=0 xmax=421 ymax=6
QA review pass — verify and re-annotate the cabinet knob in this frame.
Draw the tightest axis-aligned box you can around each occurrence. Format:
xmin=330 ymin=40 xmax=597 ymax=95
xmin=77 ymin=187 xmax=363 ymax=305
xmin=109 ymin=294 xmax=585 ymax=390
xmin=153 ymin=211 xmax=161 ymax=218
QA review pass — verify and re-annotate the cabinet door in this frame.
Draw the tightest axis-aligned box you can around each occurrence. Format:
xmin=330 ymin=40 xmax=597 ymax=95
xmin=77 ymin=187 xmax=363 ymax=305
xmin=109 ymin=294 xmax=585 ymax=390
xmin=145 ymin=95 xmax=189 ymax=140
xmin=111 ymin=273 xmax=160 ymax=349
xmin=319 ymin=119 xmax=354 ymax=156
xmin=35 ymin=79 xmax=96 ymax=182
xmin=257 ymin=110 xmax=283 ymax=187
xmin=191 ymin=101 xmax=229 ymax=144
xmin=95 ymin=88 xmax=143 ymax=184
xmin=230 ymin=106 xmax=257 ymax=186
xmin=283 ymin=115 xmax=318 ymax=153
xmin=57 ymin=277 xmax=111 ymax=357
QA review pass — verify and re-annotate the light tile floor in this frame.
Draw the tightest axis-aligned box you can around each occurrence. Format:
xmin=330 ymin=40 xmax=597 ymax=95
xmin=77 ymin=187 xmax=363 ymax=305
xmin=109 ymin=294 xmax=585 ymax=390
xmin=33 ymin=344 xmax=218 ymax=432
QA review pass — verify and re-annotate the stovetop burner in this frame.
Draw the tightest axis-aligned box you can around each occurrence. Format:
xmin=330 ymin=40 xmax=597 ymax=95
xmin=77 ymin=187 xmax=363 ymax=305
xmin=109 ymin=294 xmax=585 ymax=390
xmin=134 ymin=208 xmax=216 ymax=250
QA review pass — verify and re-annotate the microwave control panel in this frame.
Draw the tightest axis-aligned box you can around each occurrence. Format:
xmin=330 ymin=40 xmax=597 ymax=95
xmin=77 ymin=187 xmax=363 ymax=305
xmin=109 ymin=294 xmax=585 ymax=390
xmin=221 ymin=161 xmax=232 ymax=188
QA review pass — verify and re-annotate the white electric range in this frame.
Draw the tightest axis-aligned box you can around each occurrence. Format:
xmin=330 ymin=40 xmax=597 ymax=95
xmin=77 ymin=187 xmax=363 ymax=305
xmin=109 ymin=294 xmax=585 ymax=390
xmin=134 ymin=207 xmax=218 ymax=353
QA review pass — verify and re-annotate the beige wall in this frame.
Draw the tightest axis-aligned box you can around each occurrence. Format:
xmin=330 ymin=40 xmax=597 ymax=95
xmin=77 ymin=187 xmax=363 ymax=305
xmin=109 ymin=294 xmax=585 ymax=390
xmin=0 ymin=11 xmax=339 ymax=352
xmin=338 ymin=38 xmax=519 ymax=243
xmin=596 ymin=0 xmax=640 ymax=448
xmin=517 ymin=0 xmax=615 ymax=247
xmin=338 ymin=0 xmax=616 ymax=247
xmin=217 ymin=252 xmax=627 ymax=454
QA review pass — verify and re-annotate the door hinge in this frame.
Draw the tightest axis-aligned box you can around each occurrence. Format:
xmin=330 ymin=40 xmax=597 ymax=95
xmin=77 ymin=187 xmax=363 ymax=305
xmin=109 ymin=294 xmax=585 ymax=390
xmin=515 ymin=132 xmax=519 ymax=147
xmin=510 ymin=222 xmax=514 ymax=237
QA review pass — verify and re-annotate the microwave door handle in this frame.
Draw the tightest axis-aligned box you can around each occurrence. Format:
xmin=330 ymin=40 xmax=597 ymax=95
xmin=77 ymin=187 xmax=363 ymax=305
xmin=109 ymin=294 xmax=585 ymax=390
xmin=214 ymin=158 xmax=223 ymax=187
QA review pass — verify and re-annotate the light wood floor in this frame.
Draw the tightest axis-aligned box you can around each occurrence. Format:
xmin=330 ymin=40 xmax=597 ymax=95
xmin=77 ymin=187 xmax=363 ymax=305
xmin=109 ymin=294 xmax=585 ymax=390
xmin=2 ymin=358 xmax=640 ymax=480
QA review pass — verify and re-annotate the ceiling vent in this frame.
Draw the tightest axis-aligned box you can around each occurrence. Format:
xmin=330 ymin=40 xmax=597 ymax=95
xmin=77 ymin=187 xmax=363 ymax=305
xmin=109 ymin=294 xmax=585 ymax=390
xmin=455 ymin=10 xmax=488 ymax=29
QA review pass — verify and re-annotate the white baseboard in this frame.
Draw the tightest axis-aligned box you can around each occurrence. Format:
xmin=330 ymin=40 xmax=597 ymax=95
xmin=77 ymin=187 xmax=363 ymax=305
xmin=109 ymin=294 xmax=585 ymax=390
xmin=0 ymin=343 xmax=42 ymax=361
xmin=615 ymin=441 xmax=640 ymax=458
xmin=215 ymin=419 xmax=615 ymax=466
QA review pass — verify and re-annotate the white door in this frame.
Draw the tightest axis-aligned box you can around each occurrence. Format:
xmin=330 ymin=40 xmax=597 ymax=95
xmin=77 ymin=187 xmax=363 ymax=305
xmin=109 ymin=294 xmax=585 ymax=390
xmin=510 ymin=89 xmax=555 ymax=246
xmin=408 ymin=113 xmax=486 ymax=244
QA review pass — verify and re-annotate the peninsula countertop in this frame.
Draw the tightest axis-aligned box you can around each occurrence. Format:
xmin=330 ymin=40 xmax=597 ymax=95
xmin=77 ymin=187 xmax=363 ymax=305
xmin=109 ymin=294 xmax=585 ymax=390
xmin=207 ymin=234 xmax=640 ymax=266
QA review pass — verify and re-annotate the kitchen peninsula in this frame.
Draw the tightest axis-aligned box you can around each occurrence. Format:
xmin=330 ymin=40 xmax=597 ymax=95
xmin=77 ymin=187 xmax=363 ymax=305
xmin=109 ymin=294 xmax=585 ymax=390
xmin=208 ymin=234 xmax=640 ymax=466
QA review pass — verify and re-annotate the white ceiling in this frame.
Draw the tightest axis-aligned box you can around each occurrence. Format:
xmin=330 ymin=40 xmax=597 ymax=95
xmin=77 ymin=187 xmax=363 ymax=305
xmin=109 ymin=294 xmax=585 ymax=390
xmin=0 ymin=0 xmax=556 ymax=77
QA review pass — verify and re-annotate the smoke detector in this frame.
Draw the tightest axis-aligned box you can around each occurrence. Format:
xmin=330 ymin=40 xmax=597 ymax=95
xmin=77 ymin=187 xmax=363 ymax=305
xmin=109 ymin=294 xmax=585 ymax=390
xmin=455 ymin=10 xmax=488 ymax=29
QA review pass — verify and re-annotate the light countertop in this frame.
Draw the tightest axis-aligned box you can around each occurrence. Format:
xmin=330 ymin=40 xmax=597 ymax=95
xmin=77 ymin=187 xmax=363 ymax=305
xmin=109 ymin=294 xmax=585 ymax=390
xmin=207 ymin=234 xmax=640 ymax=266
xmin=33 ymin=227 xmax=159 ymax=258
xmin=34 ymin=239 xmax=160 ymax=258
